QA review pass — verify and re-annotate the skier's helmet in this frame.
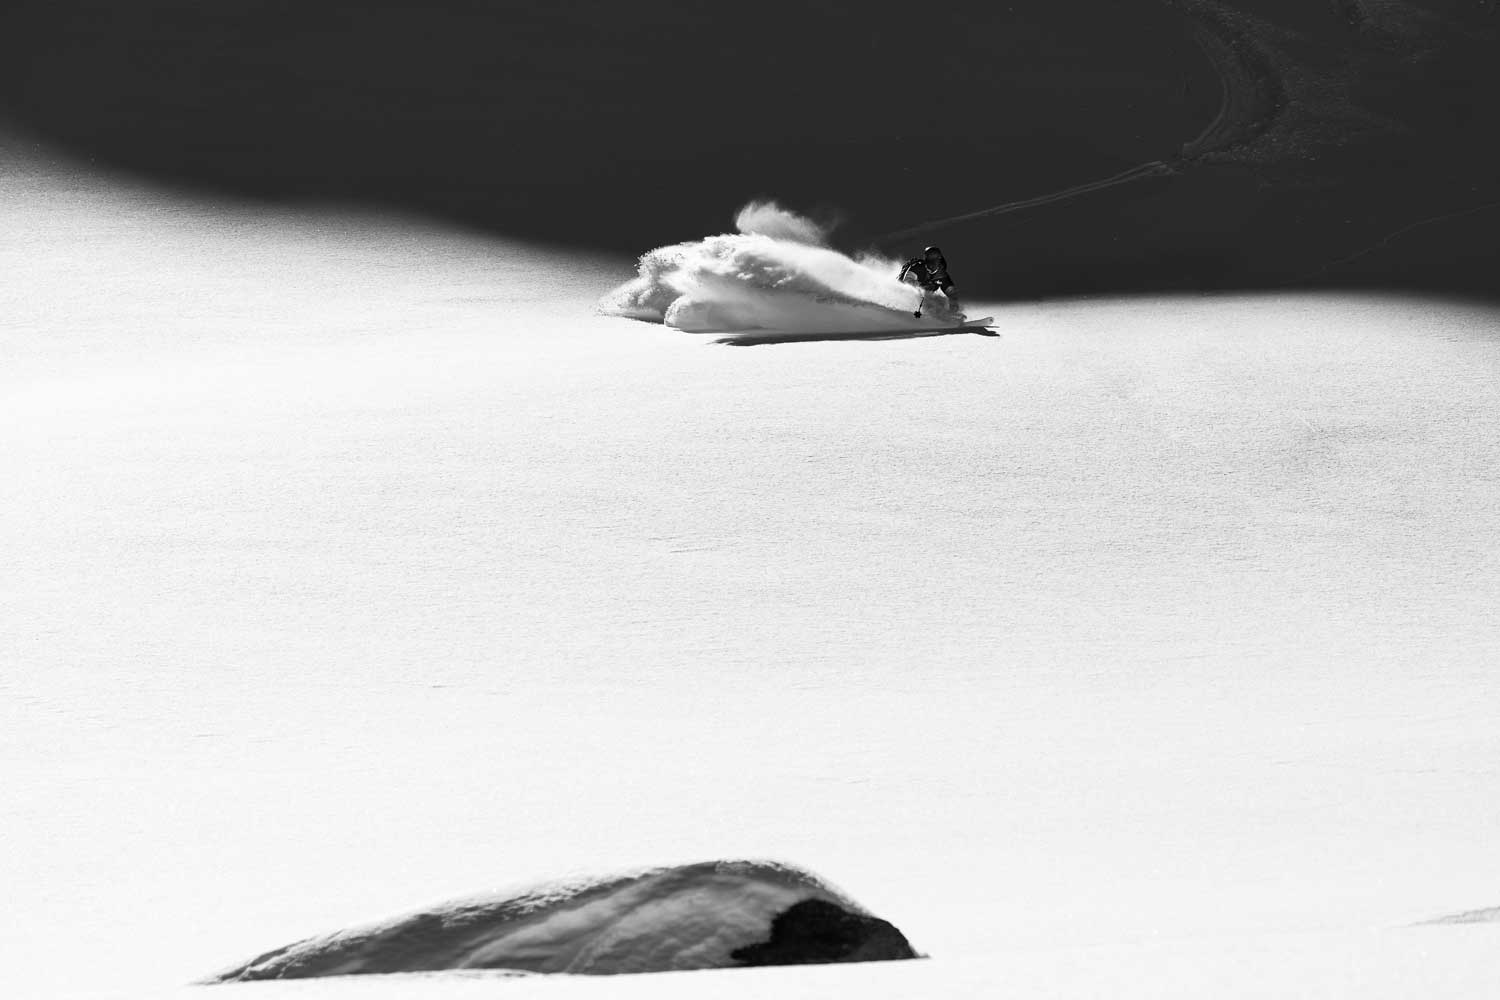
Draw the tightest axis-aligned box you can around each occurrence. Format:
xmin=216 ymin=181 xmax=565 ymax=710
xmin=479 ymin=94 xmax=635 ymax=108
xmin=923 ymin=245 xmax=945 ymax=265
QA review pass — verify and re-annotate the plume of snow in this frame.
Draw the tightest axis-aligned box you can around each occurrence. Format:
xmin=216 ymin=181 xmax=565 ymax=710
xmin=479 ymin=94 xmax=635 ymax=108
xmin=599 ymin=202 xmax=961 ymax=334
xmin=732 ymin=200 xmax=830 ymax=245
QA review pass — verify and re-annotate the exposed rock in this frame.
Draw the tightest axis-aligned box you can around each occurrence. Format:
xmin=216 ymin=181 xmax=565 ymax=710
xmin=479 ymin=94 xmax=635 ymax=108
xmin=731 ymin=898 xmax=918 ymax=967
xmin=206 ymin=860 xmax=918 ymax=981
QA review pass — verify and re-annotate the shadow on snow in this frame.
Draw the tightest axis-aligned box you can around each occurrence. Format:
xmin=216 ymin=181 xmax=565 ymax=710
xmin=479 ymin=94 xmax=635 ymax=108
xmin=714 ymin=320 xmax=999 ymax=347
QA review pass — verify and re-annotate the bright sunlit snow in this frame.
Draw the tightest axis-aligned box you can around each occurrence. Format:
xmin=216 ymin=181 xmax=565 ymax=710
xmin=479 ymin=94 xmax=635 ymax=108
xmin=5 ymin=148 xmax=1500 ymax=999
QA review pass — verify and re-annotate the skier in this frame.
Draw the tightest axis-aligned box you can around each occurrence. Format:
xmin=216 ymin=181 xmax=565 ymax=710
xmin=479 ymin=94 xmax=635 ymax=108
xmin=899 ymin=245 xmax=961 ymax=318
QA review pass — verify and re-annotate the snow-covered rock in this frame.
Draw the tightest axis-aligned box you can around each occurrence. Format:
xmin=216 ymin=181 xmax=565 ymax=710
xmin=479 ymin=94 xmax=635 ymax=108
xmin=206 ymin=861 xmax=916 ymax=980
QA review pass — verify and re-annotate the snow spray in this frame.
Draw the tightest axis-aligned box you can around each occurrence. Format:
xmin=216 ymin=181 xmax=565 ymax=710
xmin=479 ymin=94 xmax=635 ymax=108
xmin=599 ymin=202 xmax=956 ymax=334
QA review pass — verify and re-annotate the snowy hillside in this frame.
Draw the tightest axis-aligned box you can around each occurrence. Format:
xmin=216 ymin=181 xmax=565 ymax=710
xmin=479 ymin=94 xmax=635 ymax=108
xmin=5 ymin=150 xmax=1500 ymax=998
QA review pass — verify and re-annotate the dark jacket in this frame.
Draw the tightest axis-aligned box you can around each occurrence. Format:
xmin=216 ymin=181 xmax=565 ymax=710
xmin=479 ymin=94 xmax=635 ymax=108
xmin=898 ymin=257 xmax=956 ymax=293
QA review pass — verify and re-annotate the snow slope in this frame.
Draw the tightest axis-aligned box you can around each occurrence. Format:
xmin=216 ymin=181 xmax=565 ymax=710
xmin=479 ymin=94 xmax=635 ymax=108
xmin=5 ymin=150 xmax=1500 ymax=998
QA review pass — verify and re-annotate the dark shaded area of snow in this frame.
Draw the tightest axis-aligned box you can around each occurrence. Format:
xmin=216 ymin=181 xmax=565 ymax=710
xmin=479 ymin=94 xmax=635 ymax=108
xmin=0 ymin=1 xmax=1494 ymax=298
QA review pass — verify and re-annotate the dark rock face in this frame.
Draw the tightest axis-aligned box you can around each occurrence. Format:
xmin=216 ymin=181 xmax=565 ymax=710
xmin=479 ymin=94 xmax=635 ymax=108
xmin=731 ymin=898 xmax=918 ymax=967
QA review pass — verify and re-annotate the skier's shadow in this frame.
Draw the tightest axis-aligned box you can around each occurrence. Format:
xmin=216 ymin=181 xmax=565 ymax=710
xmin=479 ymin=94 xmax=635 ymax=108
xmin=714 ymin=323 xmax=1000 ymax=347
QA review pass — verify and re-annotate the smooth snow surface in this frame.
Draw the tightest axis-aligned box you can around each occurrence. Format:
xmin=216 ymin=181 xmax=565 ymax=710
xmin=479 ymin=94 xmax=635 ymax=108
xmin=207 ymin=860 xmax=910 ymax=979
xmin=598 ymin=201 xmax=962 ymax=332
xmin=6 ymin=151 xmax=1500 ymax=999
xmin=103 ymin=927 xmax=1500 ymax=1000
